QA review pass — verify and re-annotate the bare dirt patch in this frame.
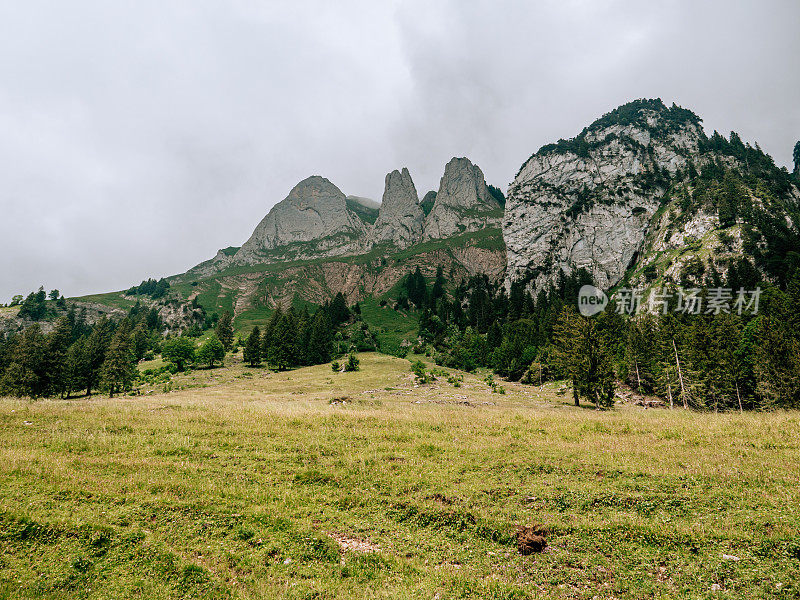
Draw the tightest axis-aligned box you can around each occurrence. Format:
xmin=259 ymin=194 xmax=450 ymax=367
xmin=327 ymin=532 xmax=380 ymax=553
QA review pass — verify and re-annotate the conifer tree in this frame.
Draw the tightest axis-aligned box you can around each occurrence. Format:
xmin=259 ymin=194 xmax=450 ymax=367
xmin=84 ymin=317 xmax=114 ymax=396
xmin=431 ymin=266 xmax=446 ymax=303
xmin=794 ymin=141 xmax=800 ymax=178
xmin=243 ymin=326 xmax=262 ymax=366
xmin=46 ymin=316 xmax=73 ymax=397
xmin=552 ymin=307 xmax=616 ymax=408
xmin=63 ymin=337 xmax=88 ymax=398
xmin=262 ymin=307 xmax=282 ymax=359
xmin=295 ymin=308 xmax=311 ymax=365
xmin=329 ymin=293 xmax=350 ymax=326
xmin=131 ymin=322 xmax=150 ymax=361
xmin=0 ymin=325 xmax=47 ymax=398
xmin=101 ymin=320 xmax=136 ymax=397
xmin=307 ymin=310 xmax=333 ymax=364
xmin=268 ymin=314 xmax=296 ymax=371
xmin=215 ymin=310 xmax=234 ymax=351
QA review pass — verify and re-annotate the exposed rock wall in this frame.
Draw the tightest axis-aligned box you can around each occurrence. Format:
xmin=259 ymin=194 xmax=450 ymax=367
xmin=423 ymin=157 xmax=502 ymax=240
xmin=370 ymin=168 xmax=424 ymax=249
xmin=235 ymin=176 xmax=367 ymax=264
xmin=504 ymin=101 xmax=704 ymax=292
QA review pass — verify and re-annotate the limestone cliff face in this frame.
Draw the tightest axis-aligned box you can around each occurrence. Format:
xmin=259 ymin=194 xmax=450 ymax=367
xmin=235 ymin=176 xmax=367 ymax=264
xmin=504 ymin=100 xmax=704 ymax=292
xmin=423 ymin=157 xmax=502 ymax=240
xmin=370 ymin=168 xmax=424 ymax=249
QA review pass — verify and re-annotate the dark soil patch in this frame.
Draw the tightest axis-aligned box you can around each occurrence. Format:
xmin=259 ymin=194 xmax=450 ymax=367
xmin=516 ymin=524 xmax=548 ymax=555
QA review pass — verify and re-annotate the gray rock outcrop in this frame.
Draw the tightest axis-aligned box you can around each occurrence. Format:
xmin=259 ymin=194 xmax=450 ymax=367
xmin=503 ymin=100 xmax=704 ymax=292
xmin=370 ymin=167 xmax=424 ymax=249
xmin=422 ymin=157 xmax=502 ymax=240
xmin=235 ymin=176 xmax=367 ymax=264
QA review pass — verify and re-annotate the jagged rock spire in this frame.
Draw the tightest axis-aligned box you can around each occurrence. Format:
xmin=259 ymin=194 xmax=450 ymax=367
xmin=370 ymin=168 xmax=424 ymax=249
xmin=422 ymin=157 xmax=501 ymax=240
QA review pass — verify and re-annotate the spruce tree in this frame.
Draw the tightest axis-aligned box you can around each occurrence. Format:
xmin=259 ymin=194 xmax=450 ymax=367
xmin=262 ymin=308 xmax=282 ymax=359
xmin=307 ymin=310 xmax=333 ymax=364
xmin=46 ymin=316 xmax=72 ymax=397
xmin=243 ymin=326 xmax=262 ymax=366
xmin=63 ymin=337 xmax=88 ymax=398
xmin=101 ymin=320 xmax=136 ymax=397
xmin=0 ymin=325 xmax=47 ymax=398
xmin=552 ymin=307 xmax=616 ymax=408
xmin=329 ymin=293 xmax=350 ymax=326
xmin=268 ymin=314 xmax=296 ymax=371
xmin=215 ymin=311 xmax=234 ymax=351
xmin=84 ymin=317 xmax=114 ymax=395
xmin=295 ymin=308 xmax=311 ymax=365
xmin=131 ymin=322 xmax=150 ymax=361
xmin=431 ymin=266 xmax=446 ymax=303
xmin=794 ymin=140 xmax=800 ymax=178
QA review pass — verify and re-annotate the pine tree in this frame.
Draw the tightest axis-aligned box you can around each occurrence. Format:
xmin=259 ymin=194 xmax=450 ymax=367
xmin=431 ymin=266 xmax=446 ymax=302
xmin=262 ymin=308 xmax=282 ymax=359
xmin=46 ymin=316 xmax=72 ymax=397
xmin=101 ymin=320 xmax=136 ymax=397
xmin=295 ymin=308 xmax=311 ymax=365
xmin=0 ymin=325 xmax=48 ymax=398
xmin=63 ymin=337 xmax=88 ymax=398
xmin=215 ymin=311 xmax=234 ymax=351
xmin=243 ymin=326 xmax=262 ymax=366
xmin=509 ymin=280 xmax=525 ymax=321
xmin=131 ymin=322 xmax=150 ymax=361
xmin=307 ymin=310 xmax=333 ymax=364
xmin=793 ymin=140 xmax=800 ymax=178
xmin=487 ymin=321 xmax=503 ymax=350
xmin=329 ymin=293 xmax=350 ymax=326
xmin=145 ymin=308 xmax=161 ymax=332
xmin=624 ymin=314 xmax=657 ymax=394
xmin=552 ymin=307 xmax=616 ymax=408
xmin=268 ymin=314 xmax=296 ymax=371
xmin=752 ymin=285 xmax=800 ymax=408
xmin=406 ymin=267 xmax=427 ymax=309
xmin=84 ymin=317 xmax=114 ymax=396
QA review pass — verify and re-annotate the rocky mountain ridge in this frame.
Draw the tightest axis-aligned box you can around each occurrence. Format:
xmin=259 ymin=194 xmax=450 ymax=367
xmin=56 ymin=98 xmax=799 ymax=330
xmin=503 ymin=99 xmax=800 ymax=294
xmin=184 ymin=156 xmax=502 ymax=279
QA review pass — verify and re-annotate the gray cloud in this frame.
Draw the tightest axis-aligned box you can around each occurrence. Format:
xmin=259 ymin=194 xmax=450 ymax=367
xmin=1 ymin=0 xmax=798 ymax=301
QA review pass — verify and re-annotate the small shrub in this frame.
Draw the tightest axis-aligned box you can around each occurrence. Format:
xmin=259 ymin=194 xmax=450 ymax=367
xmin=344 ymin=353 xmax=360 ymax=372
xmin=331 ymin=361 xmax=341 ymax=372
xmin=411 ymin=360 xmax=435 ymax=384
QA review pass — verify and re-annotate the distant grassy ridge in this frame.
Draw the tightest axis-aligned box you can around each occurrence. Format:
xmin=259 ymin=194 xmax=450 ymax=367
xmin=67 ymin=291 xmax=137 ymax=310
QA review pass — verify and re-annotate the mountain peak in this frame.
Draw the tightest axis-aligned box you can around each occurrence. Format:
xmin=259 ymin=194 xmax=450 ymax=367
xmin=370 ymin=168 xmax=424 ymax=249
xmin=422 ymin=157 xmax=501 ymax=240
xmin=234 ymin=175 xmax=366 ymax=263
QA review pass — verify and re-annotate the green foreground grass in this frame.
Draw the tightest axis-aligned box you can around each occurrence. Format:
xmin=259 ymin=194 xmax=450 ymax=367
xmin=1 ymin=354 xmax=799 ymax=599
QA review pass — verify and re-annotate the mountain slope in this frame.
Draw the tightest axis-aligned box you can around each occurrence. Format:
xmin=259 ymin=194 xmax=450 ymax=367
xmin=503 ymin=98 xmax=800 ymax=293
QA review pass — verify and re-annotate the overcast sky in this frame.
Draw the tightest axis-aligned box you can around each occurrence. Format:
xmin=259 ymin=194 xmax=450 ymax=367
xmin=1 ymin=0 xmax=798 ymax=302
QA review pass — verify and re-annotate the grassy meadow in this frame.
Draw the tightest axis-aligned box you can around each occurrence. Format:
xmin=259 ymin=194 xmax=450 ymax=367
xmin=1 ymin=353 xmax=798 ymax=599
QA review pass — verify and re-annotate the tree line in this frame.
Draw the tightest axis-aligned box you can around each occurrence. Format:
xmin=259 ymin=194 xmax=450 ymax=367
xmin=0 ymin=303 xmax=164 ymax=398
xmin=238 ymin=292 xmax=361 ymax=370
xmin=404 ymin=259 xmax=800 ymax=411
